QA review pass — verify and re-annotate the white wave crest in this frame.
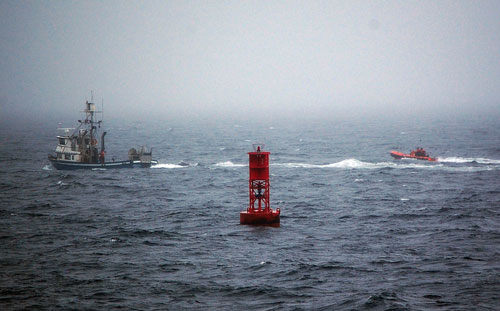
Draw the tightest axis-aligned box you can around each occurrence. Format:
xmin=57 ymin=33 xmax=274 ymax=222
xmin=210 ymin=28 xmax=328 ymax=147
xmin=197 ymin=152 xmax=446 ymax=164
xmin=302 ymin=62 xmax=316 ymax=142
xmin=275 ymin=159 xmax=374 ymax=168
xmin=437 ymin=157 xmax=500 ymax=164
xmin=151 ymin=163 xmax=185 ymax=169
xmin=324 ymin=159 xmax=381 ymax=168
xmin=276 ymin=159 xmax=500 ymax=172
xmin=42 ymin=165 xmax=52 ymax=170
xmin=275 ymin=159 xmax=439 ymax=169
xmin=274 ymin=162 xmax=322 ymax=168
xmin=214 ymin=161 xmax=246 ymax=168
xmin=208 ymin=158 xmax=499 ymax=171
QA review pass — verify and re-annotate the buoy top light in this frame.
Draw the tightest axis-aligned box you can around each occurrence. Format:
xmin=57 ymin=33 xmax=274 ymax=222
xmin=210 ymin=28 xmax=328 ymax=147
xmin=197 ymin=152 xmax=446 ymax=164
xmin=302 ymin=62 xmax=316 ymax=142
xmin=252 ymin=143 xmax=265 ymax=152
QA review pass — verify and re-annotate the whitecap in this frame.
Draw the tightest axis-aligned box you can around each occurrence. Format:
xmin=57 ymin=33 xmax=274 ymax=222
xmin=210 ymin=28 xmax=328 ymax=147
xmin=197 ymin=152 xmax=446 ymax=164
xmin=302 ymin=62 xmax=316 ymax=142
xmin=213 ymin=161 xmax=246 ymax=168
xmin=438 ymin=157 xmax=500 ymax=164
xmin=273 ymin=162 xmax=320 ymax=168
xmin=274 ymin=159 xmax=441 ymax=170
xmin=324 ymin=159 xmax=373 ymax=168
xmin=151 ymin=163 xmax=185 ymax=169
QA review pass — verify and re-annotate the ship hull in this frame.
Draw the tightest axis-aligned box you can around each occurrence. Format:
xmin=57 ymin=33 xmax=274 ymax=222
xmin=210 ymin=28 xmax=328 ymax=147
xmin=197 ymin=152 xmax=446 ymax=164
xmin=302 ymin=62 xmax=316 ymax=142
xmin=390 ymin=151 xmax=437 ymax=162
xmin=48 ymin=158 xmax=158 ymax=170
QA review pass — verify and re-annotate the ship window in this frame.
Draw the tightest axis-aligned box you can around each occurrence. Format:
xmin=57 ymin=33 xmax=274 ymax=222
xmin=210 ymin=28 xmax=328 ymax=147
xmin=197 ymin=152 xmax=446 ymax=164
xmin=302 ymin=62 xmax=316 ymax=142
xmin=59 ymin=138 xmax=65 ymax=145
xmin=85 ymin=138 xmax=90 ymax=145
xmin=64 ymin=154 xmax=70 ymax=160
xmin=71 ymin=155 xmax=74 ymax=160
xmin=58 ymin=153 xmax=62 ymax=159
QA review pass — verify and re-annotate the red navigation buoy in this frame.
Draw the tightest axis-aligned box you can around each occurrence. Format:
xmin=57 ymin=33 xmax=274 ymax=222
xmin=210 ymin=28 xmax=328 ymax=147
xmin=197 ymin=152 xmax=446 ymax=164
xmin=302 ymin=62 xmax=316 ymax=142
xmin=240 ymin=144 xmax=280 ymax=226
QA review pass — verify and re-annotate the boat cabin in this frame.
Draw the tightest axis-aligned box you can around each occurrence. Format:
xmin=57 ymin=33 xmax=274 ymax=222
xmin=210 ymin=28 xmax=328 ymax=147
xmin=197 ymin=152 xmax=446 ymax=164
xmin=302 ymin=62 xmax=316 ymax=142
xmin=411 ymin=147 xmax=428 ymax=157
xmin=54 ymin=126 xmax=100 ymax=163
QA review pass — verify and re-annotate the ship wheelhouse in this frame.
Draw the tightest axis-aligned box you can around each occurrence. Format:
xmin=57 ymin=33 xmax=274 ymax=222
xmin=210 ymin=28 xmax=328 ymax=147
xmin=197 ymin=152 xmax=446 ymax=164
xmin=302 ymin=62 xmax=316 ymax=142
xmin=54 ymin=129 xmax=84 ymax=162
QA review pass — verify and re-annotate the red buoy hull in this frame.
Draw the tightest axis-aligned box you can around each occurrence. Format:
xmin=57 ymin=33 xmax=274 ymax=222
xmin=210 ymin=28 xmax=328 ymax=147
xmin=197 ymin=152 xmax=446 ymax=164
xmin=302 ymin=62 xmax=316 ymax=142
xmin=240 ymin=209 xmax=280 ymax=226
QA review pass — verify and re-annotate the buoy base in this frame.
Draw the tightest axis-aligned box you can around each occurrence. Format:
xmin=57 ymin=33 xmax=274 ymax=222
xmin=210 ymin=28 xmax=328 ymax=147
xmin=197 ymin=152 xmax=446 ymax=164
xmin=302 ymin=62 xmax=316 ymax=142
xmin=240 ymin=208 xmax=280 ymax=226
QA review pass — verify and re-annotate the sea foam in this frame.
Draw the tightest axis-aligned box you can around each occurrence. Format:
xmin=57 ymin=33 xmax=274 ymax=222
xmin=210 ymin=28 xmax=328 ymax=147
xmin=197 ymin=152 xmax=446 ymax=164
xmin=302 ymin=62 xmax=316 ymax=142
xmin=437 ymin=157 xmax=500 ymax=164
xmin=274 ymin=159 xmax=434 ymax=169
xmin=151 ymin=163 xmax=186 ymax=169
xmin=213 ymin=161 xmax=247 ymax=168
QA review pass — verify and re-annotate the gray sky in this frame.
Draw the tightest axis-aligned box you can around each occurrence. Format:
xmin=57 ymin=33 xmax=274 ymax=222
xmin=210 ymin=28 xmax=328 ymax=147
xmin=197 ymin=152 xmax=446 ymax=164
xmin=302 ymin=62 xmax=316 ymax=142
xmin=1 ymin=1 xmax=500 ymax=121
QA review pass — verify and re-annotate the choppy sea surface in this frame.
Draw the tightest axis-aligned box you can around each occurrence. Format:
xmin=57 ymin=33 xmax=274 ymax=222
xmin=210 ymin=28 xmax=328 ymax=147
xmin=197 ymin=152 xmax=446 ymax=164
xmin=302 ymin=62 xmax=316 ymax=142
xmin=1 ymin=114 xmax=499 ymax=310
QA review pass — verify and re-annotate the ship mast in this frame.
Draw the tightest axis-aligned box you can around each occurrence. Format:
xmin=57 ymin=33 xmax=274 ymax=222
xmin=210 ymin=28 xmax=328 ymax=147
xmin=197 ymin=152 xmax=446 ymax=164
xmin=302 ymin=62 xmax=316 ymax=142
xmin=90 ymin=92 xmax=94 ymax=151
xmin=84 ymin=91 xmax=102 ymax=163
xmin=85 ymin=99 xmax=95 ymax=162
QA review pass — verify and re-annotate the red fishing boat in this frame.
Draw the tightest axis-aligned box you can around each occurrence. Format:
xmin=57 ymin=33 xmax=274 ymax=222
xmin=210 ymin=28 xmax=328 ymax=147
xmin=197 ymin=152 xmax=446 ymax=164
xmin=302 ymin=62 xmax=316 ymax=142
xmin=390 ymin=147 xmax=437 ymax=162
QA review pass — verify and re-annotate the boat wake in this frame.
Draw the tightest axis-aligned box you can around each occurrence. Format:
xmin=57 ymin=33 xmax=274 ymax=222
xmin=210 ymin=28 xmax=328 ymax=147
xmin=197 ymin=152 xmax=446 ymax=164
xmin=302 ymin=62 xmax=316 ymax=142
xmin=275 ymin=159 xmax=435 ymax=169
xmin=437 ymin=157 xmax=500 ymax=164
xmin=153 ymin=158 xmax=500 ymax=171
xmin=273 ymin=158 xmax=499 ymax=171
xmin=151 ymin=163 xmax=187 ymax=169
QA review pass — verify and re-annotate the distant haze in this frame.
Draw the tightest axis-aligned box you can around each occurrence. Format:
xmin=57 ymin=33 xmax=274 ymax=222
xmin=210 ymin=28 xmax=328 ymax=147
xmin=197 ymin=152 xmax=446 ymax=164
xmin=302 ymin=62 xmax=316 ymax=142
xmin=1 ymin=1 xmax=500 ymax=122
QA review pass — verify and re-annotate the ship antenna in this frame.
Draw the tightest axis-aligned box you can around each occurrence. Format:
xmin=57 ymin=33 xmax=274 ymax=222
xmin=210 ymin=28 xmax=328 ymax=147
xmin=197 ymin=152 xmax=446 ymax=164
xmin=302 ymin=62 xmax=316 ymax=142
xmin=101 ymin=99 xmax=104 ymax=123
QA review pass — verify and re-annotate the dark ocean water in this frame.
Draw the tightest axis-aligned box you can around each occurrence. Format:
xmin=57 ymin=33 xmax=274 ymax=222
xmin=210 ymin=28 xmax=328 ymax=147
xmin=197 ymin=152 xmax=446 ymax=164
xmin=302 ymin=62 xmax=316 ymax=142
xmin=1 ymin=114 xmax=499 ymax=310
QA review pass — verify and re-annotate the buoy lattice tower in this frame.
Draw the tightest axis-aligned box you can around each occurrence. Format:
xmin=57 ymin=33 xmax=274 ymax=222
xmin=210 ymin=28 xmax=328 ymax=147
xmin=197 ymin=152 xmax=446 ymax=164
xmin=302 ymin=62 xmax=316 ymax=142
xmin=240 ymin=144 xmax=280 ymax=226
